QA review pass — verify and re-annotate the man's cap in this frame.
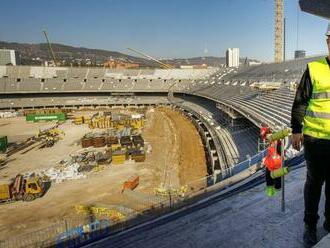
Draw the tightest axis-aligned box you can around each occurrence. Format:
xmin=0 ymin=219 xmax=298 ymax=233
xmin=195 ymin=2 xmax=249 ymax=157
xmin=326 ymin=23 xmax=330 ymax=36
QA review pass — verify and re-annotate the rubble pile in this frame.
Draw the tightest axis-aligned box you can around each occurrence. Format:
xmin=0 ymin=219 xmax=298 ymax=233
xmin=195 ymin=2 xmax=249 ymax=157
xmin=40 ymin=148 xmax=111 ymax=183
xmin=43 ymin=162 xmax=86 ymax=183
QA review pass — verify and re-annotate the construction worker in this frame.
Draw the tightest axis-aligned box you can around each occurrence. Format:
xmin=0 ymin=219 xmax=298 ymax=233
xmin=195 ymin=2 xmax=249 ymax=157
xmin=291 ymin=23 xmax=330 ymax=246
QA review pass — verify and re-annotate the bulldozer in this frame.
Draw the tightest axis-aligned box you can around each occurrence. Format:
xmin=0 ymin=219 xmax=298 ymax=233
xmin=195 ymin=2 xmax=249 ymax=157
xmin=0 ymin=174 xmax=45 ymax=203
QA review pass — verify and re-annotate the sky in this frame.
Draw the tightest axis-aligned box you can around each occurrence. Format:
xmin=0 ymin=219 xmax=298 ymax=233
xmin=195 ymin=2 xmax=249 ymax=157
xmin=0 ymin=0 xmax=328 ymax=62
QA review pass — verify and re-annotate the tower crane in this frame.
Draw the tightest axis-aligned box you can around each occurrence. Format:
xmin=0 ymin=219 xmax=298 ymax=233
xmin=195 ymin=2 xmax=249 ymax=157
xmin=43 ymin=30 xmax=58 ymax=66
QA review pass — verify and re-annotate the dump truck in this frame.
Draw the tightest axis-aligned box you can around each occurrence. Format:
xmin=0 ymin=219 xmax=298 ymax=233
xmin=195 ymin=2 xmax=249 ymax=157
xmin=0 ymin=174 xmax=45 ymax=203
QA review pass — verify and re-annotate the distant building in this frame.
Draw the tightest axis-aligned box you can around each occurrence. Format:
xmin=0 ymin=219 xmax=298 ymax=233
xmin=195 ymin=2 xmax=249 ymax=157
xmin=294 ymin=50 xmax=306 ymax=59
xmin=248 ymin=61 xmax=262 ymax=66
xmin=180 ymin=64 xmax=207 ymax=69
xmin=226 ymin=48 xmax=239 ymax=67
xmin=0 ymin=49 xmax=17 ymax=65
xmin=180 ymin=65 xmax=194 ymax=69
xmin=103 ymin=60 xmax=139 ymax=69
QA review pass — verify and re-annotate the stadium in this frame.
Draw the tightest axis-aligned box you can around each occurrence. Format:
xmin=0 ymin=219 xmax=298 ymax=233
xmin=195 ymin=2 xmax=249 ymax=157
xmin=0 ymin=0 xmax=329 ymax=248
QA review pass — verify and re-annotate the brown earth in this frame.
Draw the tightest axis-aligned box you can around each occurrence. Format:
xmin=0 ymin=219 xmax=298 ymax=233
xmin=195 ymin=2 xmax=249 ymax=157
xmin=0 ymin=107 xmax=206 ymax=242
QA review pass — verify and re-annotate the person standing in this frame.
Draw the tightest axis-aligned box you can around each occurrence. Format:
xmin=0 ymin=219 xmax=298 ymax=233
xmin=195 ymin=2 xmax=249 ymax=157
xmin=291 ymin=23 xmax=330 ymax=246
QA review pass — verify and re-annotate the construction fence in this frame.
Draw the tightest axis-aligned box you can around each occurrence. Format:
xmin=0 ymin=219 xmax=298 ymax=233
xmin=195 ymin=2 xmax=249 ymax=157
xmin=0 ymin=149 xmax=268 ymax=248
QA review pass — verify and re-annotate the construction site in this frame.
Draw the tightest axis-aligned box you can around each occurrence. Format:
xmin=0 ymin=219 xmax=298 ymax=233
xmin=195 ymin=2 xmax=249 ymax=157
xmin=1 ymin=0 xmax=330 ymax=247
xmin=0 ymin=106 xmax=207 ymax=243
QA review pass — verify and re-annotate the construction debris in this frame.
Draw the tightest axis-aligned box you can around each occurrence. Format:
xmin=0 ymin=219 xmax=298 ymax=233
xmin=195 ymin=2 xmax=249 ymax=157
xmin=74 ymin=205 xmax=126 ymax=221
xmin=0 ymin=112 xmax=18 ymax=118
xmin=42 ymin=162 xmax=86 ymax=183
xmin=37 ymin=148 xmax=112 ymax=183
xmin=37 ymin=126 xmax=65 ymax=148
xmin=155 ymin=185 xmax=189 ymax=198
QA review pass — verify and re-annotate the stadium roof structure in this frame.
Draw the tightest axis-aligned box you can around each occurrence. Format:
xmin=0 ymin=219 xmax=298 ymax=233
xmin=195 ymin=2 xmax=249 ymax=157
xmin=299 ymin=0 xmax=330 ymax=19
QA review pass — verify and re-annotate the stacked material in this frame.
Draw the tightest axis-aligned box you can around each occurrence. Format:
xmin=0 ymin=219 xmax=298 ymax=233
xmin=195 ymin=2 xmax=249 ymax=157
xmin=89 ymin=116 xmax=112 ymax=129
xmin=132 ymin=135 xmax=144 ymax=147
xmin=131 ymin=150 xmax=146 ymax=162
xmin=43 ymin=162 xmax=86 ymax=183
xmin=81 ymin=137 xmax=93 ymax=148
xmin=120 ymin=136 xmax=132 ymax=148
xmin=71 ymin=149 xmax=111 ymax=165
xmin=73 ymin=116 xmax=84 ymax=125
xmin=81 ymin=133 xmax=106 ymax=148
xmin=106 ymin=136 xmax=119 ymax=146
xmin=119 ymin=127 xmax=131 ymax=137
xmin=112 ymin=150 xmax=127 ymax=164
xmin=93 ymin=136 xmax=106 ymax=147
xmin=75 ymin=205 xmax=126 ymax=221
xmin=0 ymin=112 xmax=18 ymax=118
xmin=41 ymin=148 xmax=111 ymax=183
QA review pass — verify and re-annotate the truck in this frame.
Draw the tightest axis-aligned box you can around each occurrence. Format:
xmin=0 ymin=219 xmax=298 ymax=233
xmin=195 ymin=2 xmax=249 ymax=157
xmin=0 ymin=174 xmax=45 ymax=203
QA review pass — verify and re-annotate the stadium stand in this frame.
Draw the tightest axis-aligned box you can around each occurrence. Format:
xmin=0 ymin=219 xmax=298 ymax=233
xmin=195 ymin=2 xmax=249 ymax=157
xmin=67 ymin=68 xmax=88 ymax=79
xmin=0 ymin=56 xmax=326 ymax=130
xmin=42 ymin=79 xmax=64 ymax=92
xmin=221 ymin=56 xmax=323 ymax=83
xmin=87 ymin=68 xmax=105 ymax=79
xmin=18 ymin=66 xmax=31 ymax=78
xmin=19 ymin=78 xmax=42 ymax=92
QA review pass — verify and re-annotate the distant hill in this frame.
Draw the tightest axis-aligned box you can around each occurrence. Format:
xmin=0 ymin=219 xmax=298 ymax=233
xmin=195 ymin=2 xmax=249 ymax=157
xmin=0 ymin=41 xmax=259 ymax=67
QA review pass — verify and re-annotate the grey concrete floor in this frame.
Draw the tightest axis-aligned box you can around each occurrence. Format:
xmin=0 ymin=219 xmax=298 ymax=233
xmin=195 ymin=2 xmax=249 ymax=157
xmin=90 ymin=166 xmax=329 ymax=248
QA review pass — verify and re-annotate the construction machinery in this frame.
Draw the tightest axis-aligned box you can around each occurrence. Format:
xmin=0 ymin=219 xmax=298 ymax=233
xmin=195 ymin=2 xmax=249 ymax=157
xmin=43 ymin=30 xmax=58 ymax=66
xmin=127 ymin=47 xmax=174 ymax=69
xmin=0 ymin=174 xmax=45 ymax=203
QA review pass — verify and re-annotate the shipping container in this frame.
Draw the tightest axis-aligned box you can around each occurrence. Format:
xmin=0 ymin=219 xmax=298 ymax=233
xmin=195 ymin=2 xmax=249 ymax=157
xmin=26 ymin=113 xmax=66 ymax=122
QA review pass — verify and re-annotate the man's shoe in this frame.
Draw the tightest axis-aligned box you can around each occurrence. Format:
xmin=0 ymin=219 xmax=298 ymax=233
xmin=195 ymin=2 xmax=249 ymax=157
xmin=303 ymin=225 xmax=317 ymax=247
xmin=323 ymin=220 xmax=330 ymax=232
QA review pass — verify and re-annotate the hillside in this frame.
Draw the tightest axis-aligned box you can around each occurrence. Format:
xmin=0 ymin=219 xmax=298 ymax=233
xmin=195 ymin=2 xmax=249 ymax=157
xmin=0 ymin=41 xmax=259 ymax=67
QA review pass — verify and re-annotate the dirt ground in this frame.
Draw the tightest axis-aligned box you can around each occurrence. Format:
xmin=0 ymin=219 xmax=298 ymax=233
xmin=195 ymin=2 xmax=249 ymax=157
xmin=0 ymin=106 xmax=206 ymax=241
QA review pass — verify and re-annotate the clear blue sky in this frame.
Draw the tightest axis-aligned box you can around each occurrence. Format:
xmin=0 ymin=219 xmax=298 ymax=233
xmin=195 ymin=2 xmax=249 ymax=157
xmin=0 ymin=0 xmax=328 ymax=62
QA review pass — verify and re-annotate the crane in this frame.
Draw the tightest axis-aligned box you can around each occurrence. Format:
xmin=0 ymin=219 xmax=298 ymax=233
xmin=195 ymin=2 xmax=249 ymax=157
xmin=127 ymin=47 xmax=173 ymax=69
xmin=274 ymin=0 xmax=284 ymax=63
xmin=43 ymin=30 xmax=58 ymax=66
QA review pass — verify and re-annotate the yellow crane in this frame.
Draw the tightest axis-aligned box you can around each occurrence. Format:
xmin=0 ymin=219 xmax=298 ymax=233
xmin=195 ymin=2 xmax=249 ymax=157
xmin=43 ymin=30 xmax=58 ymax=66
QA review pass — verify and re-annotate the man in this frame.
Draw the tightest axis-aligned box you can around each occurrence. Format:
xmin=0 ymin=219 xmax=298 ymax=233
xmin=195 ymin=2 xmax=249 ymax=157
xmin=291 ymin=23 xmax=330 ymax=246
